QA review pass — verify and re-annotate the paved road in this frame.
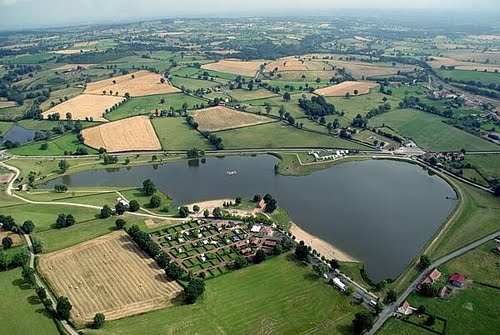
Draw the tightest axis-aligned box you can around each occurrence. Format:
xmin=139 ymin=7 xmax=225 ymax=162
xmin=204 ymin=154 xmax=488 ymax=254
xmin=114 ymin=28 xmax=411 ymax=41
xmin=368 ymin=230 xmax=500 ymax=335
xmin=23 ymin=234 xmax=80 ymax=335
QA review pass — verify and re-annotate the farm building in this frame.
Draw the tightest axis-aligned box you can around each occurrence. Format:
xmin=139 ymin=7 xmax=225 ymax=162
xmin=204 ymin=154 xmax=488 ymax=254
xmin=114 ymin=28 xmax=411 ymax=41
xmin=449 ymin=273 xmax=467 ymax=287
xmin=420 ymin=268 xmax=441 ymax=286
xmin=256 ymin=199 xmax=266 ymax=209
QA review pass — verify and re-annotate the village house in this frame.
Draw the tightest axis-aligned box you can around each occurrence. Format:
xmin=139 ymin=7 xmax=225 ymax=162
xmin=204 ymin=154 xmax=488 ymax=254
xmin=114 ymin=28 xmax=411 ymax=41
xmin=449 ymin=273 xmax=467 ymax=287
xmin=420 ymin=268 xmax=441 ymax=287
xmin=397 ymin=300 xmax=415 ymax=315
xmin=256 ymin=199 xmax=266 ymax=210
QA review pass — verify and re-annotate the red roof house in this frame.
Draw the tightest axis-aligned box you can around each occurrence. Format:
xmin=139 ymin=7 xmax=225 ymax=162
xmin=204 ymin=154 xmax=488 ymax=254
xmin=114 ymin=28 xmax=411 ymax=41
xmin=449 ymin=273 xmax=467 ymax=287
xmin=397 ymin=300 xmax=413 ymax=315
xmin=256 ymin=199 xmax=266 ymax=209
xmin=419 ymin=268 xmax=441 ymax=286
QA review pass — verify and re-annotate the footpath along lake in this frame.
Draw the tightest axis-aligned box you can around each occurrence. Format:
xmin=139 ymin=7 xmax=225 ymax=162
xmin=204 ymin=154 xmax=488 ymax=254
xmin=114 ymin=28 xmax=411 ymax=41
xmin=45 ymin=155 xmax=457 ymax=282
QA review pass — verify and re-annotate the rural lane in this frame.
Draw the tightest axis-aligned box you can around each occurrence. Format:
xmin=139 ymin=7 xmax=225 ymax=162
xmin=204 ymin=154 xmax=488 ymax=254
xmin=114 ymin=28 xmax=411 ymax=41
xmin=367 ymin=230 xmax=500 ymax=335
xmin=23 ymin=234 xmax=80 ymax=335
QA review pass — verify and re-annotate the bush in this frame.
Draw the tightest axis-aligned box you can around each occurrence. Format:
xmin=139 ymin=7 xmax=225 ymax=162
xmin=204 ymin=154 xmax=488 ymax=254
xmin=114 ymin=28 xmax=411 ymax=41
xmin=115 ymin=218 xmax=126 ymax=230
xmin=149 ymin=195 xmax=161 ymax=208
xmin=129 ymin=200 xmax=140 ymax=212
xmin=93 ymin=313 xmax=105 ymax=329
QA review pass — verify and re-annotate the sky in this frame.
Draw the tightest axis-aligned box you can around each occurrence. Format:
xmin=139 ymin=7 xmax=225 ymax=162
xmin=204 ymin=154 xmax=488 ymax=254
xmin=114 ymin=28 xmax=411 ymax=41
xmin=0 ymin=0 xmax=499 ymax=30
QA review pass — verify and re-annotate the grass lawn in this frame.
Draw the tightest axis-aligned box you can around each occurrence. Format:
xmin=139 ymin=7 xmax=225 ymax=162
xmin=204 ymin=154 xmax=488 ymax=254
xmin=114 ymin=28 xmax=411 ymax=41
xmin=16 ymin=188 xmax=123 ymax=208
xmin=9 ymin=133 xmax=97 ymax=156
xmin=466 ymin=154 xmax=500 ymax=181
xmin=86 ymin=255 xmax=363 ymax=335
xmin=377 ymin=318 xmax=429 ymax=335
xmin=151 ymin=117 xmax=212 ymax=150
xmin=408 ymin=284 xmax=499 ymax=335
xmin=106 ymin=93 xmax=206 ymax=121
xmin=441 ymin=241 xmax=500 ymax=287
xmin=215 ymin=122 xmax=369 ymax=150
xmin=0 ymin=202 xmax=99 ymax=232
xmin=275 ymin=153 xmax=370 ymax=176
xmin=0 ymin=269 xmax=59 ymax=335
xmin=119 ymin=188 xmax=174 ymax=214
xmin=368 ymin=108 xmax=499 ymax=152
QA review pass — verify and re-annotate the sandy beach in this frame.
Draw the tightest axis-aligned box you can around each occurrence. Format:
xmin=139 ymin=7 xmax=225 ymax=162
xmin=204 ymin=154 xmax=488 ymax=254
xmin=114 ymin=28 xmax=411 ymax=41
xmin=290 ymin=222 xmax=357 ymax=262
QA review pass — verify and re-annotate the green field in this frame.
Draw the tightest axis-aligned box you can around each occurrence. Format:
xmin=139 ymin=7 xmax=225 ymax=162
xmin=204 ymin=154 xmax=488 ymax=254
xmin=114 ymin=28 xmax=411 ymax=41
xmin=86 ymin=255 xmax=363 ymax=334
xmin=378 ymin=318 xmax=429 ymax=335
xmin=0 ymin=269 xmax=59 ymax=335
xmin=436 ymin=69 xmax=500 ymax=85
xmin=441 ymin=241 xmax=500 ymax=287
xmin=9 ymin=133 xmax=97 ymax=156
xmin=228 ymin=88 xmax=280 ymax=101
xmin=215 ymin=121 xmax=369 ymax=150
xmin=151 ymin=117 xmax=212 ymax=150
xmin=325 ymin=90 xmax=400 ymax=127
xmin=170 ymin=76 xmax=225 ymax=90
xmin=106 ymin=93 xmax=206 ymax=121
xmin=466 ymin=154 xmax=500 ymax=181
xmin=0 ymin=53 xmax=56 ymax=64
xmin=427 ymin=180 xmax=500 ymax=259
xmin=368 ymin=108 xmax=499 ymax=151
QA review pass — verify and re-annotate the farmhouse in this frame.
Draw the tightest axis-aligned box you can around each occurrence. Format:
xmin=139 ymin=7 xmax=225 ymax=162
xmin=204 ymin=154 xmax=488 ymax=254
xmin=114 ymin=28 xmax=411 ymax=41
xmin=449 ymin=273 xmax=467 ymax=287
xmin=420 ymin=268 xmax=441 ymax=286
xmin=256 ymin=199 xmax=266 ymax=210
xmin=397 ymin=300 xmax=415 ymax=315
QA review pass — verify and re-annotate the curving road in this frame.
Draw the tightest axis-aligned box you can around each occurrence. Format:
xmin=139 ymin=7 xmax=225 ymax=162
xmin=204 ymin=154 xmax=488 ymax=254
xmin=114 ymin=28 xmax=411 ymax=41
xmin=368 ymin=230 xmax=500 ymax=335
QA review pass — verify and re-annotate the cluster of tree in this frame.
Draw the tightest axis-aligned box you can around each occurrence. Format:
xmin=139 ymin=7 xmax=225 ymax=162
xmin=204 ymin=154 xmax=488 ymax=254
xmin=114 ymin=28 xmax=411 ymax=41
xmin=187 ymin=148 xmax=205 ymax=159
xmin=352 ymin=312 xmax=374 ymax=334
xmin=184 ymin=277 xmax=205 ymax=304
xmin=102 ymin=154 xmax=119 ymax=165
xmin=366 ymin=103 xmax=391 ymax=119
xmin=262 ymin=193 xmax=277 ymax=213
xmin=55 ymin=214 xmax=75 ymax=229
xmin=186 ymin=115 xmax=199 ymax=130
xmin=54 ymin=184 xmax=68 ymax=193
xmin=127 ymin=225 xmax=168 ymax=268
xmin=141 ymin=179 xmax=156 ymax=196
xmin=298 ymin=96 xmax=336 ymax=117
xmin=203 ymin=133 xmax=224 ymax=150
xmin=295 ymin=241 xmax=310 ymax=262
xmin=352 ymin=113 xmax=368 ymax=128
xmin=374 ymin=128 xmax=403 ymax=143
xmin=456 ymin=84 xmax=499 ymax=99
xmin=0 ymin=248 xmax=29 ymax=271
xmin=399 ymin=96 xmax=452 ymax=118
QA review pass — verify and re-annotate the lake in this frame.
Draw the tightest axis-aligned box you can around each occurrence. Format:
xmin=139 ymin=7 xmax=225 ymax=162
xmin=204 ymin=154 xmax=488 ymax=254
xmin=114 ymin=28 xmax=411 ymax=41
xmin=44 ymin=155 xmax=457 ymax=282
xmin=2 ymin=125 xmax=38 ymax=144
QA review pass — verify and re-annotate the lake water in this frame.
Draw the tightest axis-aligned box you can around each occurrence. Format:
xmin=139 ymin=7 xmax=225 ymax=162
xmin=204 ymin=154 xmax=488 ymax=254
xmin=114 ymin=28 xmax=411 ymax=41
xmin=44 ymin=155 xmax=457 ymax=282
xmin=2 ymin=125 xmax=38 ymax=144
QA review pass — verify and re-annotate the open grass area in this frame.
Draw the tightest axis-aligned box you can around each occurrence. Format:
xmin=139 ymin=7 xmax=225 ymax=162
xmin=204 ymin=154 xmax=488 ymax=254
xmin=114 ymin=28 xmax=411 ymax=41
xmin=8 ymin=133 xmax=97 ymax=156
xmin=215 ymin=122 xmax=369 ymax=150
xmin=435 ymin=69 xmax=500 ymax=85
xmin=0 ymin=269 xmax=59 ymax=335
xmin=427 ymin=180 xmax=500 ymax=259
xmin=151 ymin=117 xmax=212 ymax=150
xmin=106 ymin=93 xmax=206 ymax=121
xmin=377 ymin=318 xmax=429 ymax=335
xmin=441 ymin=240 xmax=500 ymax=287
xmin=227 ymin=88 xmax=280 ymax=101
xmin=466 ymin=154 xmax=500 ymax=181
xmin=119 ymin=188 xmax=174 ymax=215
xmin=86 ymin=255 xmax=363 ymax=335
xmin=170 ymin=76 xmax=225 ymax=90
xmin=275 ymin=153 xmax=370 ymax=176
xmin=368 ymin=108 xmax=499 ymax=152
xmin=325 ymin=90 xmax=400 ymax=127
xmin=408 ymin=284 xmax=499 ymax=335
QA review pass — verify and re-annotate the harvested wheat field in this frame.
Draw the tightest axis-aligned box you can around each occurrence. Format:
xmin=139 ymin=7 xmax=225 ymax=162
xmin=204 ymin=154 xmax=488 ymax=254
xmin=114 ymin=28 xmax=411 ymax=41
xmin=202 ymin=59 xmax=264 ymax=77
xmin=38 ymin=231 xmax=183 ymax=324
xmin=42 ymin=94 xmax=124 ymax=122
xmin=84 ymin=70 xmax=180 ymax=97
xmin=266 ymin=57 xmax=328 ymax=72
xmin=82 ymin=116 xmax=161 ymax=152
xmin=429 ymin=57 xmax=500 ymax=72
xmin=193 ymin=106 xmax=273 ymax=132
xmin=315 ymin=81 xmax=379 ymax=97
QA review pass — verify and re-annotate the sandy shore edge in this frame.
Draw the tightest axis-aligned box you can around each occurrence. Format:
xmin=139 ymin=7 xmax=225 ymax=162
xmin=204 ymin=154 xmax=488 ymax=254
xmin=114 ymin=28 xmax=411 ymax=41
xmin=290 ymin=222 xmax=357 ymax=262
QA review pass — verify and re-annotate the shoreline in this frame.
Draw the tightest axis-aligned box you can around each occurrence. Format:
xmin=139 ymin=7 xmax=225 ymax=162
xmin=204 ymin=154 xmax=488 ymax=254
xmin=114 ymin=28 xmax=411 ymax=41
xmin=289 ymin=222 xmax=358 ymax=263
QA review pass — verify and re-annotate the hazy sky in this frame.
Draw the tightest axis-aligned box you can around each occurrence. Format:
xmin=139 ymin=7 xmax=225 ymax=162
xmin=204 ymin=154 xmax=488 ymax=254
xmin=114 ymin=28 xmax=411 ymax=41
xmin=0 ymin=0 xmax=498 ymax=30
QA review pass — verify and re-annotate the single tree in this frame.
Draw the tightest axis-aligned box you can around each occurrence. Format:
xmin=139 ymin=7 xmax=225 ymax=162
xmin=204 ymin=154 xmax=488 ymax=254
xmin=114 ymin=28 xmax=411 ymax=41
xmin=58 ymin=160 xmax=68 ymax=173
xmin=184 ymin=277 xmax=205 ymax=304
xmin=203 ymin=209 xmax=210 ymax=218
xmin=21 ymin=220 xmax=35 ymax=234
xmin=426 ymin=315 xmax=436 ymax=326
xmin=352 ymin=312 xmax=374 ymax=334
xmin=254 ymin=249 xmax=267 ymax=264
xmin=294 ymin=243 xmax=309 ymax=262
xmin=2 ymin=237 xmax=13 ymax=249
xmin=93 ymin=313 xmax=105 ymax=329
xmin=417 ymin=305 xmax=426 ymax=315
xmin=115 ymin=218 xmax=126 ymax=230
xmin=115 ymin=202 xmax=126 ymax=215
xmin=192 ymin=205 xmax=200 ymax=212
xmin=385 ymin=289 xmax=397 ymax=303
xmin=419 ymin=254 xmax=432 ymax=270
xmin=129 ymin=200 xmax=140 ymax=212
xmin=149 ymin=195 xmax=162 ymax=208
xmin=179 ymin=206 xmax=189 ymax=218
xmin=56 ymin=296 xmax=72 ymax=320
xmin=283 ymin=92 xmax=291 ymax=101
xmin=165 ymin=262 xmax=183 ymax=280
xmin=141 ymin=179 xmax=157 ymax=196
xmin=100 ymin=205 xmax=113 ymax=219
xmin=22 ymin=267 xmax=36 ymax=287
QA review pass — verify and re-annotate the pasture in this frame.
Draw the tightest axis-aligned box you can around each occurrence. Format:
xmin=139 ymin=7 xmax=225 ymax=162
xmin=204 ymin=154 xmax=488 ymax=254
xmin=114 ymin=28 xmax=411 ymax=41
xmin=315 ymin=81 xmax=379 ymax=97
xmin=151 ymin=117 xmax=212 ymax=150
xmin=435 ymin=69 xmax=500 ymax=85
xmin=8 ymin=133 xmax=97 ymax=156
xmin=214 ymin=122 xmax=369 ymax=150
xmin=82 ymin=116 xmax=161 ymax=152
xmin=42 ymin=94 xmax=125 ymax=122
xmin=0 ymin=269 xmax=59 ymax=335
xmin=84 ymin=70 xmax=180 ymax=97
xmin=368 ymin=108 xmax=499 ymax=152
xmin=466 ymin=154 xmax=500 ymax=181
xmin=201 ymin=59 xmax=264 ymax=77
xmin=86 ymin=255 xmax=363 ymax=335
xmin=106 ymin=93 xmax=206 ymax=121
xmin=38 ymin=231 xmax=183 ymax=324
xmin=192 ymin=106 xmax=273 ymax=132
